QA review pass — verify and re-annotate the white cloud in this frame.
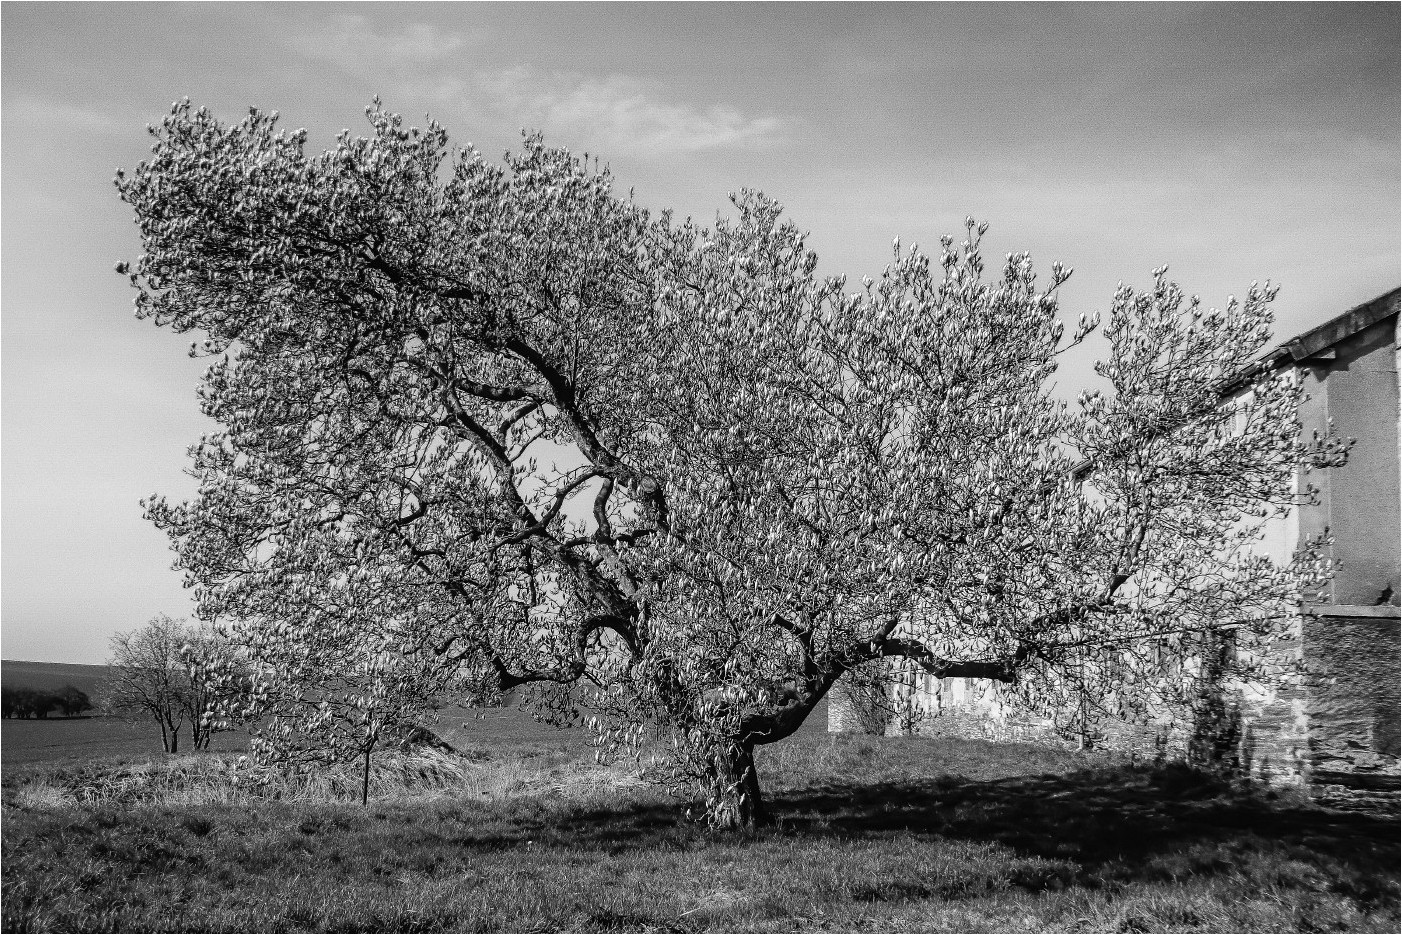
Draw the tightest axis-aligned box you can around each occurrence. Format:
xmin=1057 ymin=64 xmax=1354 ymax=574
xmin=282 ymin=19 xmax=782 ymax=155
xmin=433 ymin=66 xmax=783 ymax=156
xmin=277 ymin=17 xmax=779 ymax=155
xmin=291 ymin=15 xmax=469 ymax=70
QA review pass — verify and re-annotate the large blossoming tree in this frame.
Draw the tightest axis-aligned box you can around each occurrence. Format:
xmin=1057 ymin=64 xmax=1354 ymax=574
xmin=120 ymin=102 xmax=1333 ymax=827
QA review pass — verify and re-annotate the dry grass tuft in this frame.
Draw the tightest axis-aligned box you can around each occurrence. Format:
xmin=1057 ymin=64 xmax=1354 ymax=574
xmin=3 ymin=745 xmax=649 ymax=810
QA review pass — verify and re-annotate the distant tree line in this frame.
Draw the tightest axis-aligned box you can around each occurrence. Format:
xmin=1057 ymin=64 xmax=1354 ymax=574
xmin=1 ymin=684 xmax=92 ymax=719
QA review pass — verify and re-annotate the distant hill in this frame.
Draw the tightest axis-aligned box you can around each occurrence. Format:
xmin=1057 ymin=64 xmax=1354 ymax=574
xmin=2 ymin=660 xmax=112 ymax=697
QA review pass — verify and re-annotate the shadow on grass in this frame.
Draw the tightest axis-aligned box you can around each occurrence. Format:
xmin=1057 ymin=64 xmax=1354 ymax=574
xmin=456 ymin=763 xmax=1399 ymax=898
xmin=780 ymin=765 xmax=1397 ymax=861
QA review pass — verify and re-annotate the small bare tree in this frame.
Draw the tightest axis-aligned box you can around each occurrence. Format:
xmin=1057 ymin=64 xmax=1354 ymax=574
xmin=101 ymin=614 xmax=230 ymax=752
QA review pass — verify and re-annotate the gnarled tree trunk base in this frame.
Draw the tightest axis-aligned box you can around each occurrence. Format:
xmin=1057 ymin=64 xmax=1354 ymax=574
xmin=702 ymin=741 xmax=766 ymax=829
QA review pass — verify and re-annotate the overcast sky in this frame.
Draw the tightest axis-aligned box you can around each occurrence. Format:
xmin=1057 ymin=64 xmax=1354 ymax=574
xmin=3 ymin=3 xmax=1398 ymax=664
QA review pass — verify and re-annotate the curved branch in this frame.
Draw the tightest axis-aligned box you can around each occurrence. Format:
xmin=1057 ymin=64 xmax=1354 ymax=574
xmin=876 ymin=637 xmax=1018 ymax=682
xmin=488 ymin=612 xmax=639 ymax=690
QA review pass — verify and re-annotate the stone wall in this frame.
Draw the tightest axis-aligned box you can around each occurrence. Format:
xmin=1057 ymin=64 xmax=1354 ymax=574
xmin=1227 ymin=621 xmax=1310 ymax=785
xmin=1303 ymin=608 xmax=1401 ymax=808
xmin=875 ymin=671 xmax=1199 ymax=764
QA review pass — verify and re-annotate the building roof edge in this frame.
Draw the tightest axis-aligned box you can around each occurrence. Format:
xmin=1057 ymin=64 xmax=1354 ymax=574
xmin=1277 ymin=287 xmax=1400 ymax=363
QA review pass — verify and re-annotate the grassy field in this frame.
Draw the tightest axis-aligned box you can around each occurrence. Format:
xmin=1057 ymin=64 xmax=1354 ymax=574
xmin=0 ymin=716 xmax=251 ymax=765
xmin=0 ymin=655 xmax=686 ymax=765
xmin=3 ymin=658 xmax=829 ymax=766
xmin=3 ymin=730 xmax=1397 ymax=933
xmin=0 ymin=707 xmax=582 ymax=766
xmin=0 ymin=704 xmax=813 ymax=765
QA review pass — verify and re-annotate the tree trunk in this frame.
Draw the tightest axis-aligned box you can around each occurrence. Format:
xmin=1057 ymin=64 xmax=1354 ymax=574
xmin=703 ymin=741 xmax=765 ymax=829
xmin=361 ymin=745 xmax=372 ymax=807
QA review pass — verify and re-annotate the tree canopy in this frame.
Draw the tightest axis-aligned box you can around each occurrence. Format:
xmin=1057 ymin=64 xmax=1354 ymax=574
xmin=119 ymin=102 xmax=1335 ymax=825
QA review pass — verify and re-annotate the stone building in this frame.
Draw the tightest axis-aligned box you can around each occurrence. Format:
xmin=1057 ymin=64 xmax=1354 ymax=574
xmin=830 ymin=288 xmax=1401 ymax=803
